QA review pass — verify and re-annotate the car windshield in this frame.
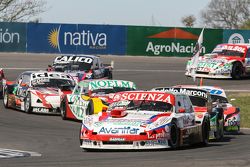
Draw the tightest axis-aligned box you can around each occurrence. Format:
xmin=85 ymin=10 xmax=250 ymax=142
xmin=109 ymin=100 xmax=173 ymax=112
xmin=212 ymin=49 xmax=244 ymax=57
xmin=53 ymin=62 xmax=92 ymax=72
xmin=31 ymin=78 xmax=75 ymax=88
xmin=189 ymin=96 xmax=207 ymax=107
xmin=211 ymin=95 xmax=228 ymax=103
xmin=91 ymin=87 xmax=135 ymax=95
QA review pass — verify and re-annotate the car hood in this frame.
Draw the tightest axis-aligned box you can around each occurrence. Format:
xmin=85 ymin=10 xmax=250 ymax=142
xmin=85 ymin=110 xmax=173 ymax=134
xmin=31 ymin=87 xmax=59 ymax=95
xmin=193 ymin=54 xmax=237 ymax=72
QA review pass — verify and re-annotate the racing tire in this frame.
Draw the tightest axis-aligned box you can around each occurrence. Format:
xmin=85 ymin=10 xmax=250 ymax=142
xmin=60 ymin=98 xmax=68 ymax=120
xmin=86 ymin=100 xmax=94 ymax=115
xmin=201 ymin=118 xmax=209 ymax=146
xmin=168 ymin=121 xmax=180 ymax=149
xmin=216 ymin=108 xmax=224 ymax=140
xmin=108 ymin=71 xmax=113 ymax=79
xmin=24 ymin=93 xmax=33 ymax=114
xmin=217 ymin=122 xmax=224 ymax=141
xmin=79 ymin=125 xmax=83 ymax=146
xmin=231 ymin=62 xmax=243 ymax=80
xmin=3 ymin=90 xmax=9 ymax=108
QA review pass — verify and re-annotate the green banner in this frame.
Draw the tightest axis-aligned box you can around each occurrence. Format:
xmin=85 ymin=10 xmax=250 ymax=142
xmin=127 ymin=26 xmax=223 ymax=57
xmin=0 ymin=22 xmax=26 ymax=52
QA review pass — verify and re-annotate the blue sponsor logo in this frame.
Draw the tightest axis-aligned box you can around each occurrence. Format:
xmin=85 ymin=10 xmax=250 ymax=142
xmin=204 ymin=88 xmax=222 ymax=95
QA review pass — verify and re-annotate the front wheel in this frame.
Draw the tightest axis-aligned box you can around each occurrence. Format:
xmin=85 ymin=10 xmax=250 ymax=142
xmin=201 ymin=119 xmax=209 ymax=146
xmin=60 ymin=98 xmax=67 ymax=120
xmin=168 ymin=121 xmax=180 ymax=149
xmin=24 ymin=93 xmax=32 ymax=114
xmin=86 ymin=100 xmax=94 ymax=115
xmin=231 ymin=62 xmax=243 ymax=80
xmin=3 ymin=90 xmax=9 ymax=108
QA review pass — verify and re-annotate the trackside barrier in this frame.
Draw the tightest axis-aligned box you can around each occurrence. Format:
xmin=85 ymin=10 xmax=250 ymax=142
xmin=0 ymin=22 xmax=249 ymax=57
xmin=0 ymin=22 xmax=26 ymax=52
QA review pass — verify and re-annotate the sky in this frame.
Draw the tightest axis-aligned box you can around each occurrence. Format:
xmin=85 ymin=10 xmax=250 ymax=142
xmin=40 ymin=0 xmax=211 ymax=27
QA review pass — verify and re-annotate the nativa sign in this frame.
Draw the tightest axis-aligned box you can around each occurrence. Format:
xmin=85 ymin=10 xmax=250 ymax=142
xmin=0 ymin=22 xmax=26 ymax=52
xmin=127 ymin=27 xmax=222 ymax=57
xmin=27 ymin=23 xmax=126 ymax=55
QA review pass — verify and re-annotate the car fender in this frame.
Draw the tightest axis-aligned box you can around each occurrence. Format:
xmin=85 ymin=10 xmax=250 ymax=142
xmin=91 ymin=97 xmax=108 ymax=114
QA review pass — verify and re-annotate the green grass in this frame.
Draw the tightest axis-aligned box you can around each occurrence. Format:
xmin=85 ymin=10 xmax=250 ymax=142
xmin=227 ymin=92 xmax=250 ymax=128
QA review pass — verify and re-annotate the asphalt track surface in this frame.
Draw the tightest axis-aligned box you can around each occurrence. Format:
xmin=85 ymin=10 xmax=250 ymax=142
xmin=0 ymin=53 xmax=250 ymax=167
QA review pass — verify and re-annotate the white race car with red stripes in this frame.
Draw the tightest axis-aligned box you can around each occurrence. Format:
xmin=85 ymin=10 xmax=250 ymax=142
xmin=80 ymin=91 xmax=210 ymax=150
xmin=3 ymin=71 xmax=75 ymax=114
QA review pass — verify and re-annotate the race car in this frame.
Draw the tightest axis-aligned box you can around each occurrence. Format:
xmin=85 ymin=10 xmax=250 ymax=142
xmin=60 ymin=79 xmax=137 ymax=121
xmin=48 ymin=54 xmax=113 ymax=82
xmin=79 ymin=91 xmax=210 ymax=150
xmin=200 ymin=86 xmax=240 ymax=133
xmin=152 ymin=86 xmax=224 ymax=140
xmin=0 ymin=68 xmax=5 ymax=98
xmin=3 ymin=71 xmax=75 ymax=114
xmin=185 ymin=43 xmax=250 ymax=79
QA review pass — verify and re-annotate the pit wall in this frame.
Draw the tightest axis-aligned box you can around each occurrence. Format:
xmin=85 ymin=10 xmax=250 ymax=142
xmin=0 ymin=22 xmax=249 ymax=57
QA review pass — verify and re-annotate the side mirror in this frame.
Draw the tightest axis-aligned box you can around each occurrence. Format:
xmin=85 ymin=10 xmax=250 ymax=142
xmin=178 ymin=108 xmax=185 ymax=113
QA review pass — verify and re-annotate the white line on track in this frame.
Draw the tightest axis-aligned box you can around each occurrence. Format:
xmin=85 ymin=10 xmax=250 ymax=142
xmin=3 ymin=68 xmax=42 ymax=70
xmin=0 ymin=148 xmax=41 ymax=159
xmin=226 ymin=90 xmax=250 ymax=92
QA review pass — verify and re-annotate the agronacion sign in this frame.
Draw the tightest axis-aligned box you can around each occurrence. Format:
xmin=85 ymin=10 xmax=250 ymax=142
xmin=127 ymin=26 xmax=222 ymax=57
xmin=27 ymin=23 xmax=126 ymax=55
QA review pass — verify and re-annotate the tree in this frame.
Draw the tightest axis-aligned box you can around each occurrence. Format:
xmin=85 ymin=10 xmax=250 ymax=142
xmin=240 ymin=19 xmax=250 ymax=29
xmin=0 ymin=0 xmax=46 ymax=22
xmin=201 ymin=0 xmax=250 ymax=29
xmin=181 ymin=15 xmax=196 ymax=27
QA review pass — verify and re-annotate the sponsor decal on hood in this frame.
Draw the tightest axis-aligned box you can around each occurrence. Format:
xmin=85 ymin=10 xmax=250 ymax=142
xmin=32 ymin=87 xmax=59 ymax=95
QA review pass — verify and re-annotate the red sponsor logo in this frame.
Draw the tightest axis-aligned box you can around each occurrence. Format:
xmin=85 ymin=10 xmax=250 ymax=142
xmin=113 ymin=91 xmax=175 ymax=104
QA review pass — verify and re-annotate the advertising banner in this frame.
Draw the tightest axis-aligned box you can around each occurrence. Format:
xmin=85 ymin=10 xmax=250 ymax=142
xmin=0 ymin=22 xmax=26 ymax=52
xmin=223 ymin=30 xmax=250 ymax=44
xmin=76 ymin=24 xmax=126 ymax=55
xmin=27 ymin=23 xmax=77 ymax=54
xmin=27 ymin=23 xmax=126 ymax=55
xmin=127 ymin=26 xmax=223 ymax=57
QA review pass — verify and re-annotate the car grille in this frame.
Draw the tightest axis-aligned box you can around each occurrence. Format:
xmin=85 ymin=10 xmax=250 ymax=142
xmin=103 ymin=141 xmax=133 ymax=145
xmin=196 ymin=71 xmax=209 ymax=75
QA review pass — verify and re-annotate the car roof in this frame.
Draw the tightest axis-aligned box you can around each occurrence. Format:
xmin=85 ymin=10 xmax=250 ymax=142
xmin=20 ymin=70 xmax=67 ymax=74
xmin=54 ymin=54 xmax=98 ymax=59
xmin=124 ymin=90 xmax=185 ymax=96
xmin=174 ymin=85 xmax=227 ymax=98
xmin=77 ymin=79 xmax=136 ymax=90
xmin=112 ymin=90 xmax=177 ymax=105
xmin=153 ymin=86 xmax=209 ymax=99
xmin=217 ymin=43 xmax=250 ymax=48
